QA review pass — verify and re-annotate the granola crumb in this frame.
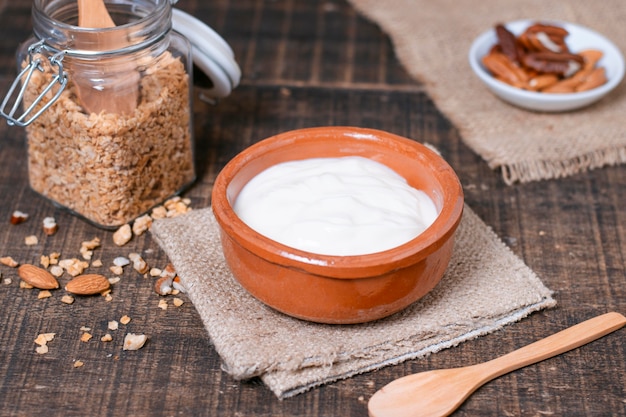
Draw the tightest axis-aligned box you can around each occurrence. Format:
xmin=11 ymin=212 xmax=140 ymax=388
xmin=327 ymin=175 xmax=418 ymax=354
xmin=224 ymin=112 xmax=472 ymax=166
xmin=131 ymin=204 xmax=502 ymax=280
xmin=25 ymin=235 xmax=38 ymax=246
xmin=49 ymin=265 xmax=64 ymax=278
xmin=20 ymin=281 xmax=34 ymax=289
xmin=59 ymin=258 xmax=88 ymax=277
xmin=40 ymin=255 xmax=50 ymax=268
xmin=108 ymin=320 xmax=119 ymax=331
xmin=3 ymin=278 xmax=11 ymax=285
xmin=38 ymin=290 xmax=52 ymax=299
xmin=0 ymin=256 xmax=18 ymax=267
xmin=79 ymin=237 xmax=101 ymax=260
xmin=132 ymin=214 xmax=153 ymax=236
xmin=35 ymin=345 xmax=49 ymax=354
xmin=49 ymin=252 xmax=60 ymax=265
xmin=108 ymin=277 xmax=121 ymax=285
xmin=73 ymin=360 xmax=84 ymax=368
xmin=120 ymin=315 xmax=131 ymax=325
xmin=34 ymin=332 xmax=55 ymax=354
xmin=123 ymin=333 xmax=148 ymax=351
xmin=150 ymin=205 xmax=167 ymax=219
xmin=80 ymin=332 xmax=93 ymax=343
xmin=128 ymin=253 xmax=149 ymax=274
xmin=34 ymin=332 xmax=55 ymax=345
xmin=61 ymin=295 xmax=75 ymax=304
xmin=172 ymin=297 xmax=184 ymax=307
xmin=91 ymin=259 xmax=103 ymax=268
xmin=109 ymin=265 xmax=124 ymax=275
xmin=158 ymin=299 xmax=168 ymax=310
xmin=113 ymin=256 xmax=130 ymax=267
xmin=101 ymin=334 xmax=113 ymax=342
xmin=113 ymin=224 xmax=132 ymax=246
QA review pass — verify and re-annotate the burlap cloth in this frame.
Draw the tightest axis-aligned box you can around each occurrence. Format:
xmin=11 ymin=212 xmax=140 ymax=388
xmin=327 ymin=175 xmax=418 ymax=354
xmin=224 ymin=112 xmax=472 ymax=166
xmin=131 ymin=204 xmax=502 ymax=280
xmin=346 ymin=0 xmax=626 ymax=184
xmin=151 ymin=205 xmax=555 ymax=398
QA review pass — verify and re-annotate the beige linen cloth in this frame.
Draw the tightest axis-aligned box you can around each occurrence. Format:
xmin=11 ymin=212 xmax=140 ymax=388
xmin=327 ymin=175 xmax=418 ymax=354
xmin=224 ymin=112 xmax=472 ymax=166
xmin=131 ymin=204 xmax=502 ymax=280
xmin=151 ymin=205 xmax=555 ymax=398
xmin=347 ymin=0 xmax=626 ymax=184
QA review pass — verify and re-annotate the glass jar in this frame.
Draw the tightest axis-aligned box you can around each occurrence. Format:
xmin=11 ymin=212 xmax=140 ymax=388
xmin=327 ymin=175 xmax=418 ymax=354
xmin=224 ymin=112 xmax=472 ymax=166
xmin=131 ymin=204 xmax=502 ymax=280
xmin=9 ymin=0 xmax=195 ymax=228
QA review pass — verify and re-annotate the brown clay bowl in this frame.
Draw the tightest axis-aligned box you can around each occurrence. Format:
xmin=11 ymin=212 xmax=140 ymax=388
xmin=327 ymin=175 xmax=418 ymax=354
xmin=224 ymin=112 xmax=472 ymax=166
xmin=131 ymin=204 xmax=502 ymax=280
xmin=211 ymin=126 xmax=464 ymax=324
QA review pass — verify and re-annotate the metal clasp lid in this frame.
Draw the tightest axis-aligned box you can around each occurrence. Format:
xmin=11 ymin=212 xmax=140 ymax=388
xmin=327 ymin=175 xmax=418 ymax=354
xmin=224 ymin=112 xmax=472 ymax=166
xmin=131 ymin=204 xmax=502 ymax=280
xmin=0 ymin=39 xmax=68 ymax=127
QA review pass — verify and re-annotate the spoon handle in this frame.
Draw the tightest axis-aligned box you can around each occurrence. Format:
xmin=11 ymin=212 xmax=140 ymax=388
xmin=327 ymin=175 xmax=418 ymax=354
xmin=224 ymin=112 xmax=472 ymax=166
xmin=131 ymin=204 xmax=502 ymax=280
xmin=483 ymin=312 xmax=626 ymax=380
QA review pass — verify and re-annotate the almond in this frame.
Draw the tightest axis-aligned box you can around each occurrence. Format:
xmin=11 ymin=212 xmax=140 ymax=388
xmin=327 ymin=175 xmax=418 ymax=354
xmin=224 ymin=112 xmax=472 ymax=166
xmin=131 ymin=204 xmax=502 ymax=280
xmin=18 ymin=264 xmax=59 ymax=290
xmin=65 ymin=273 xmax=110 ymax=295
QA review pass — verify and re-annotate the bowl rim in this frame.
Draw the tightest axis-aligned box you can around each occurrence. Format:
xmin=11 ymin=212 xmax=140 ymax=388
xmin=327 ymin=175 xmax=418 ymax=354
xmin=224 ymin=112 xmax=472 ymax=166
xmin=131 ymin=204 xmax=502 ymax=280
xmin=468 ymin=19 xmax=626 ymax=105
xmin=211 ymin=126 xmax=464 ymax=279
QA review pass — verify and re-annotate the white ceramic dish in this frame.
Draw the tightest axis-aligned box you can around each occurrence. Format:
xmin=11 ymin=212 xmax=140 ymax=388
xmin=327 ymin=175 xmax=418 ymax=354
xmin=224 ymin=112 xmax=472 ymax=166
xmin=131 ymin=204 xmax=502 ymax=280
xmin=468 ymin=19 xmax=625 ymax=112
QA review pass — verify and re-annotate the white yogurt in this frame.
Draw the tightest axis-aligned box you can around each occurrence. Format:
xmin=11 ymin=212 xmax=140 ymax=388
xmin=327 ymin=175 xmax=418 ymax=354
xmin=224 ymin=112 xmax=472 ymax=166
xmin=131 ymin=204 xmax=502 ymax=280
xmin=233 ymin=156 xmax=439 ymax=256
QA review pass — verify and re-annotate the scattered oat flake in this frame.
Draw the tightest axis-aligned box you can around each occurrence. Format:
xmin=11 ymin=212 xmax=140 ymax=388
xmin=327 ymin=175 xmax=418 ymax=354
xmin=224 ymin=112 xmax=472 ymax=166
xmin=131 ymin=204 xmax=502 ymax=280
xmin=80 ymin=332 xmax=93 ymax=342
xmin=91 ymin=259 xmax=103 ymax=267
xmin=104 ymin=293 xmax=113 ymax=302
xmin=74 ymin=360 xmax=84 ymax=368
xmin=80 ymin=326 xmax=91 ymax=332
xmin=120 ymin=315 xmax=131 ymax=325
xmin=123 ymin=333 xmax=148 ymax=351
xmin=25 ymin=235 xmax=38 ymax=246
xmin=0 ymin=256 xmax=18 ymax=267
xmin=158 ymin=299 xmax=168 ymax=310
xmin=38 ymin=290 xmax=52 ymax=299
xmin=149 ymin=267 xmax=162 ymax=277
xmin=3 ymin=278 xmax=11 ymax=285
xmin=101 ymin=334 xmax=113 ymax=342
xmin=108 ymin=277 xmax=121 ymax=285
xmin=172 ymin=298 xmax=184 ymax=307
xmin=108 ymin=320 xmax=119 ymax=331
xmin=61 ymin=295 xmax=75 ymax=304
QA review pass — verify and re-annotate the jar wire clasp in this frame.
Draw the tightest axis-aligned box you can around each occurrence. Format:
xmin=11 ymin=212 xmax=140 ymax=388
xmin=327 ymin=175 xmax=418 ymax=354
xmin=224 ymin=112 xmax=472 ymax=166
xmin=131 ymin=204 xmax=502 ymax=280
xmin=0 ymin=40 xmax=68 ymax=127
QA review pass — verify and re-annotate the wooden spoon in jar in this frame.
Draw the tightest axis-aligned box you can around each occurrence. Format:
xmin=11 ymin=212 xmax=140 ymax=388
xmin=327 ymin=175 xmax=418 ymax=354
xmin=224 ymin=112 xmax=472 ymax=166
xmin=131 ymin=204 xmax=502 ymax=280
xmin=73 ymin=0 xmax=139 ymax=115
xmin=368 ymin=312 xmax=626 ymax=417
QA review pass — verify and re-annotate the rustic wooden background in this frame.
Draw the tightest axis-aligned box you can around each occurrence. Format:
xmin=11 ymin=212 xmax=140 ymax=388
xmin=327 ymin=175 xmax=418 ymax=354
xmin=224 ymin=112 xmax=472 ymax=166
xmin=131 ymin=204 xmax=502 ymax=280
xmin=0 ymin=0 xmax=624 ymax=416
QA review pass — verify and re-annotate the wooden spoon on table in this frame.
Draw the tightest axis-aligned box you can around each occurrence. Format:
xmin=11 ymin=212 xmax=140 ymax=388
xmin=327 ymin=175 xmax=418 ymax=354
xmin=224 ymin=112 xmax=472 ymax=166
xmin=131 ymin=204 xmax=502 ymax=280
xmin=73 ymin=0 xmax=139 ymax=115
xmin=368 ymin=312 xmax=626 ymax=417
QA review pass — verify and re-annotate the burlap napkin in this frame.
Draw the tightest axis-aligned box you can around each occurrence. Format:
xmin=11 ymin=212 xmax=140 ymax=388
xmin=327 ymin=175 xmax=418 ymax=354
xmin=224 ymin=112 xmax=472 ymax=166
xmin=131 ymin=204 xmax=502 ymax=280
xmin=347 ymin=0 xmax=626 ymax=184
xmin=150 ymin=205 xmax=555 ymax=398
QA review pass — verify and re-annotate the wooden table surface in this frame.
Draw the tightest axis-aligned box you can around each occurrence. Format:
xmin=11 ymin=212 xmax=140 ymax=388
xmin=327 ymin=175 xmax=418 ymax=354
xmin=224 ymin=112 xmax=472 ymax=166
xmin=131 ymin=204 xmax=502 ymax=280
xmin=1 ymin=1 xmax=625 ymax=416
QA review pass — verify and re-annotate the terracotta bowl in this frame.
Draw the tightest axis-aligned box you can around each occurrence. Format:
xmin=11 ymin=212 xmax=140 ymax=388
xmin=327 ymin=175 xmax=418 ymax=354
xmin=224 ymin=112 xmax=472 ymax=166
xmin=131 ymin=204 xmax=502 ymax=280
xmin=211 ymin=127 xmax=464 ymax=324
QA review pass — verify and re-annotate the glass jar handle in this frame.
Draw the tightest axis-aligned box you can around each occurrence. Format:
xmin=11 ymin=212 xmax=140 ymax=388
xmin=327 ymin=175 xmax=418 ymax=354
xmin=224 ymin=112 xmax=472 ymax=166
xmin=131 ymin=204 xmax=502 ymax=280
xmin=0 ymin=40 xmax=68 ymax=127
